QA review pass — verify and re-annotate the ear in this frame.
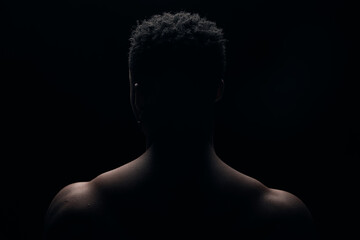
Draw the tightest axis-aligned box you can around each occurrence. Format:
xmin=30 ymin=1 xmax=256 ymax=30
xmin=132 ymin=82 xmax=145 ymax=123
xmin=134 ymin=83 xmax=145 ymax=110
xmin=215 ymin=79 xmax=224 ymax=102
xmin=129 ymin=71 xmax=144 ymax=123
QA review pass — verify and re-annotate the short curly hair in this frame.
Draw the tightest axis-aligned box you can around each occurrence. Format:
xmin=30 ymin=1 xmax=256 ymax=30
xmin=128 ymin=12 xmax=226 ymax=94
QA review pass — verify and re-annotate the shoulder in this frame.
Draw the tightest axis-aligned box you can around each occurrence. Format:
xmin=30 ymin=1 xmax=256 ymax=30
xmin=44 ymin=182 xmax=102 ymax=240
xmin=46 ymin=182 xmax=100 ymax=218
xmin=257 ymin=188 xmax=317 ymax=239
xmin=259 ymin=188 xmax=313 ymax=222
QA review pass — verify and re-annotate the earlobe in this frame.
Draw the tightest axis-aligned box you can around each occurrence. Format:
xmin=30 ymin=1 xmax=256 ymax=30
xmin=215 ymin=79 xmax=224 ymax=103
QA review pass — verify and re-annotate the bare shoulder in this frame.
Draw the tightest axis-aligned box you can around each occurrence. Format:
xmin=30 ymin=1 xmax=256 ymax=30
xmin=44 ymin=182 xmax=101 ymax=240
xmin=261 ymin=188 xmax=311 ymax=214
xmin=218 ymin=161 xmax=314 ymax=225
xmin=257 ymin=188 xmax=317 ymax=239
xmin=209 ymin=161 xmax=317 ymax=239
xmin=46 ymin=181 xmax=99 ymax=213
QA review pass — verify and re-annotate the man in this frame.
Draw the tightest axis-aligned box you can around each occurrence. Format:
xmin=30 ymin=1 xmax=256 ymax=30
xmin=44 ymin=12 xmax=316 ymax=239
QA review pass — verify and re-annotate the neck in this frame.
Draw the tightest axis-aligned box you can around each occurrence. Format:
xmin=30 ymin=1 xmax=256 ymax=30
xmin=144 ymin=131 xmax=218 ymax=171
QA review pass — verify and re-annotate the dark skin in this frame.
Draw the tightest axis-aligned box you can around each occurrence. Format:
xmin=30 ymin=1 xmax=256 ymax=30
xmin=44 ymin=76 xmax=316 ymax=240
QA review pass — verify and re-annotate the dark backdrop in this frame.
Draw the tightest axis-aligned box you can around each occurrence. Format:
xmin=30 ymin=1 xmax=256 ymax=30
xmin=1 ymin=0 xmax=358 ymax=239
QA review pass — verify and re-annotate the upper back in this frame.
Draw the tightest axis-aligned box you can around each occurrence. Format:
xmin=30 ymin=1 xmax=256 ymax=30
xmin=44 ymin=158 xmax=316 ymax=240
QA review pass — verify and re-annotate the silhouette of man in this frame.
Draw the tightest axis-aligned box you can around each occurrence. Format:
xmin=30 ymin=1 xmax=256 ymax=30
xmin=44 ymin=12 xmax=316 ymax=240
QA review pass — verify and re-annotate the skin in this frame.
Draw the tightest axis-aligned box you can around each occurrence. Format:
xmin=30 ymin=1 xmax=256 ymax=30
xmin=44 ymin=76 xmax=316 ymax=240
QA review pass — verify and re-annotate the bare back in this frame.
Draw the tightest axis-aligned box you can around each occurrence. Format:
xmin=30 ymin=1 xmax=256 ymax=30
xmin=44 ymin=154 xmax=316 ymax=240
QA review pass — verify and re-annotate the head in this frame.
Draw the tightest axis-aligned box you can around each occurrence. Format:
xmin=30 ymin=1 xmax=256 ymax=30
xmin=128 ymin=12 xmax=226 ymax=143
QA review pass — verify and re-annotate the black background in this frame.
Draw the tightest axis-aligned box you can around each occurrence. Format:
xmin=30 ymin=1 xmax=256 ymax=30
xmin=1 ymin=0 xmax=358 ymax=239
